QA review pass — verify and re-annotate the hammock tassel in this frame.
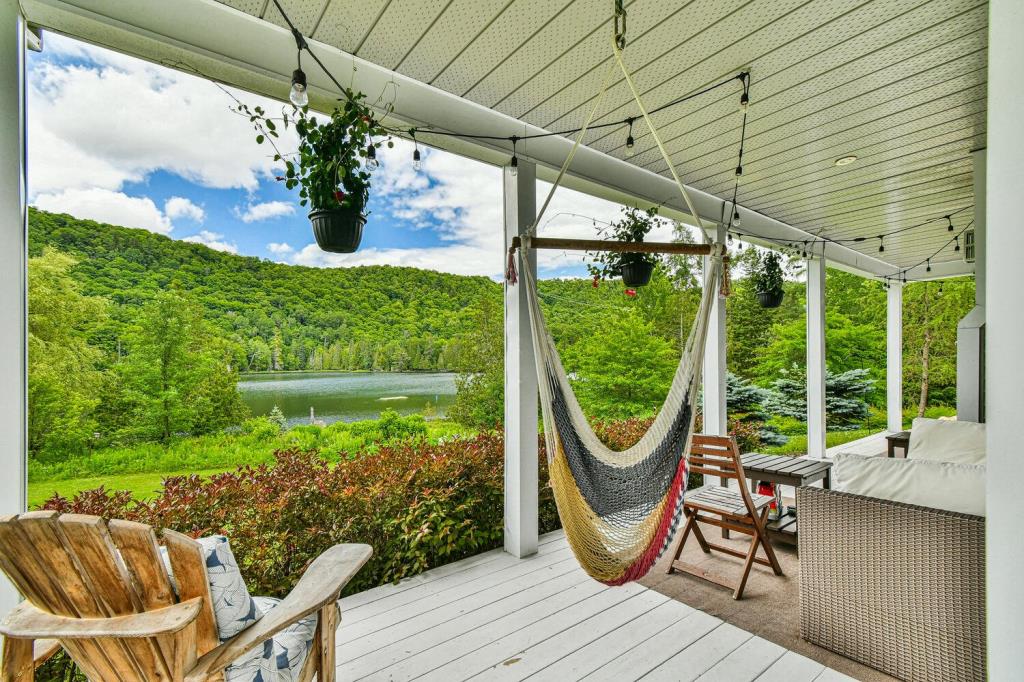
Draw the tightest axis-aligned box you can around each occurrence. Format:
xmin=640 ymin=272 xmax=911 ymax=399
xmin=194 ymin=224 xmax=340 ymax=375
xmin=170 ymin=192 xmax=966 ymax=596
xmin=505 ymin=246 xmax=518 ymax=285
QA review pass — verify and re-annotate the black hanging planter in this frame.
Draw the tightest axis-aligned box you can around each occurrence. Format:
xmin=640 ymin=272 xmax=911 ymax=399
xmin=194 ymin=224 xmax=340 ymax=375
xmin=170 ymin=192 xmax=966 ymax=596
xmin=309 ymin=204 xmax=366 ymax=253
xmin=757 ymin=289 xmax=785 ymax=308
xmin=621 ymin=261 xmax=655 ymax=287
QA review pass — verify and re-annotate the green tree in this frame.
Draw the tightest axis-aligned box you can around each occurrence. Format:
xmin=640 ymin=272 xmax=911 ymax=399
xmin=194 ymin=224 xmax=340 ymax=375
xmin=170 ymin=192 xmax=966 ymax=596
xmin=447 ymin=294 xmax=504 ymax=429
xmin=563 ymin=309 xmax=678 ymax=419
xmin=117 ymin=290 xmax=248 ymax=442
xmin=903 ymin=278 xmax=974 ymax=412
xmin=27 ymin=249 xmax=108 ymax=459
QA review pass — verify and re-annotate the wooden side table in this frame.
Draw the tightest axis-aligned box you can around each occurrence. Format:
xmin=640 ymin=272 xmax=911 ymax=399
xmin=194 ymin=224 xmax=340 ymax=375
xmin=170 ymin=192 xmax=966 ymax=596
xmin=886 ymin=430 xmax=911 ymax=458
xmin=734 ymin=453 xmax=834 ymax=546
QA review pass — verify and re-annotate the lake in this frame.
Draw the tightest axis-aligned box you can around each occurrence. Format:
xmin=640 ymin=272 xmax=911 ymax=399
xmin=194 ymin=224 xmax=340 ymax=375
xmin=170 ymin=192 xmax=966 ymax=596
xmin=237 ymin=371 xmax=457 ymax=426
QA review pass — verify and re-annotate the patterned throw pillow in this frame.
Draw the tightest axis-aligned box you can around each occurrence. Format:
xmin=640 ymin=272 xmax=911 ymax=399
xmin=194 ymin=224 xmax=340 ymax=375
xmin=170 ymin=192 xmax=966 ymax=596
xmin=197 ymin=535 xmax=262 ymax=642
xmin=224 ymin=597 xmax=319 ymax=682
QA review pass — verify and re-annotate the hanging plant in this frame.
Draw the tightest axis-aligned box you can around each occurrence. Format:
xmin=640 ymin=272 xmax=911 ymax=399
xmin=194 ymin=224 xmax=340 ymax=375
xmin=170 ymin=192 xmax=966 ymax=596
xmin=239 ymin=91 xmax=388 ymax=253
xmin=751 ymin=250 xmax=785 ymax=308
xmin=586 ymin=207 xmax=664 ymax=288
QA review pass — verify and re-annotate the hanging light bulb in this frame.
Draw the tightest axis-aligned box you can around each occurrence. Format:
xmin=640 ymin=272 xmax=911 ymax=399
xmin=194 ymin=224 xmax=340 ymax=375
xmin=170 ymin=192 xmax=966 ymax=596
xmin=732 ymin=209 xmax=741 ymax=228
xmin=509 ymin=136 xmax=519 ymax=176
xmin=878 ymin=236 xmax=885 ymax=253
xmin=739 ymin=90 xmax=749 ymax=110
xmin=728 ymin=232 xmax=734 ymax=245
xmin=954 ymin=236 xmax=961 ymax=252
xmin=926 ymin=259 xmax=932 ymax=273
xmin=412 ymin=147 xmax=421 ymax=172
xmin=946 ymin=215 xmax=954 ymax=232
xmin=365 ymin=143 xmax=379 ymax=170
xmin=625 ymin=118 xmax=635 ymax=151
xmin=735 ymin=164 xmax=743 ymax=177
xmin=289 ymin=67 xmax=308 ymax=107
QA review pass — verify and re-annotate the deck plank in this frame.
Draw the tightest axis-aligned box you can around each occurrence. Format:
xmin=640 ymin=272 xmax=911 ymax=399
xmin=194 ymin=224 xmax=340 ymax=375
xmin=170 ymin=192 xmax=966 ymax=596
xmin=468 ymin=588 xmax=672 ymax=681
xmin=363 ymin=576 xmax=609 ymax=680
xmin=341 ymin=532 xmax=567 ymax=616
xmin=527 ymin=598 xmax=696 ymax=681
xmin=639 ymin=623 xmax=751 ymax=682
xmin=339 ymin=545 xmax=574 ymax=641
xmin=756 ymin=650 xmax=825 ymax=681
xmin=694 ymin=635 xmax=785 ymax=682
xmin=416 ymin=583 xmax=647 ymax=681
xmin=336 ymin=559 xmax=587 ymax=675
xmin=584 ymin=609 xmax=721 ymax=680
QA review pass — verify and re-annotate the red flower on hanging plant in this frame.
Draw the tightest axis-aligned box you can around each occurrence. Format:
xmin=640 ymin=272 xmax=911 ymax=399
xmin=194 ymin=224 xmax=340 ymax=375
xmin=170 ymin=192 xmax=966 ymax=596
xmin=334 ymin=190 xmax=346 ymax=204
xmin=624 ymin=288 xmax=637 ymax=297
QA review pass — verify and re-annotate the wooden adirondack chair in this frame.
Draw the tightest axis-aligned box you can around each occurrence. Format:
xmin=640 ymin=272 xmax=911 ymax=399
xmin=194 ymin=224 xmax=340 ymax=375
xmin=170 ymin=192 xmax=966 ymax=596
xmin=0 ymin=511 xmax=371 ymax=681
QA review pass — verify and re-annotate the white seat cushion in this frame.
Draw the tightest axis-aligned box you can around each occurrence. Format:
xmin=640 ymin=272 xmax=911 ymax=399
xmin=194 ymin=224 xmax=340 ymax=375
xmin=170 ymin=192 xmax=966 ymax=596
xmin=225 ymin=596 xmax=319 ymax=682
xmin=906 ymin=417 xmax=986 ymax=465
xmin=831 ymin=451 xmax=985 ymax=516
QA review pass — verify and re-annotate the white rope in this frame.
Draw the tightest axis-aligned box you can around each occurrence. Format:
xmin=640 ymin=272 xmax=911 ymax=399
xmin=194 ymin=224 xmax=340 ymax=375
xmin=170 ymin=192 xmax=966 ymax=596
xmin=528 ymin=58 xmax=618 ymax=237
xmin=611 ymin=37 xmax=704 ymax=227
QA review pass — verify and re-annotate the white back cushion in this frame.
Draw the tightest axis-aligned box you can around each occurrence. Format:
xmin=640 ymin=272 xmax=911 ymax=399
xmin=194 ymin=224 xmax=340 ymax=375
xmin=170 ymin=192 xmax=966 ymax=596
xmin=906 ymin=417 xmax=986 ymax=465
xmin=831 ymin=452 xmax=985 ymax=516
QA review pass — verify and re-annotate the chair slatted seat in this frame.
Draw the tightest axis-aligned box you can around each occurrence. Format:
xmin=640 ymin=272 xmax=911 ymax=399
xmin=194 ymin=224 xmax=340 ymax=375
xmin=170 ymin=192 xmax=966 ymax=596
xmin=666 ymin=435 xmax=784 ymax=599
xmin=0 ymin=512 xmax=371 ymax=681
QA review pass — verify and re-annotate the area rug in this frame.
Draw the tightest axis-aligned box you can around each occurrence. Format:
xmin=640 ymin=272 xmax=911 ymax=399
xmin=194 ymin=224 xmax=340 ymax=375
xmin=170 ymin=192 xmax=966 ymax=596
xmin=641 ymin=521 xmax=897 ymax=681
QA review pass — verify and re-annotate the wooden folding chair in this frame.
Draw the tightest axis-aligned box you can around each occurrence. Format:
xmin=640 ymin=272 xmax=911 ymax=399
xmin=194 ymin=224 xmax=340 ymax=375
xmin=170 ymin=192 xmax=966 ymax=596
xmin=665 ymin=435 xmax=783 ymax=599
xmin=0 ymin=511 xmax=371 ymax=681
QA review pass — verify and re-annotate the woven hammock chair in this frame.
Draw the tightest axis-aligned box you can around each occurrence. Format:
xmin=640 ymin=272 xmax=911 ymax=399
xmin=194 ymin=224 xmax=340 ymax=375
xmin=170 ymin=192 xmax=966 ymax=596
xmin=506 ymin=22 xmax=740 ymax=584
xmin=521 ymin=253 xmax=723 ymax=585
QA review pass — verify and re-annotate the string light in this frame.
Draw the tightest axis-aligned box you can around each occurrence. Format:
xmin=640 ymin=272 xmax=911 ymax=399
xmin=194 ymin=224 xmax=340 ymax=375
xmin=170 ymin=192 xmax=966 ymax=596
xmin=926 ymin=258 xmax=931 ymax=273
xmin=878 ymin=236 xmax=884 ymax=253
xmin=625 ymin=117 xmax=635 ymax=150
xmin=946 ymin=215 xmax=954 ymax=232
xmin=954 ymin=235 xmax=961 ymax=252
xmin=732 ymin=209 xmax=741 ymax=228
xmin=727 ymin=232 xmax=734 ymax=245
xmin=365 ymin=143 xmax=378 ymax=170
xmin=509 ymin=136 xmax=519 ymax=176
xmin=288 ymin=28 xmax=309 ymax=108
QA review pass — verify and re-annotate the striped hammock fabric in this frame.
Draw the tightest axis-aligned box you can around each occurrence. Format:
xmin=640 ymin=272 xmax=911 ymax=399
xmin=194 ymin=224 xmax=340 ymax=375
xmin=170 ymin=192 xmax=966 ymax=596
xmin=522 ymin=250 xmax=723 ymax=585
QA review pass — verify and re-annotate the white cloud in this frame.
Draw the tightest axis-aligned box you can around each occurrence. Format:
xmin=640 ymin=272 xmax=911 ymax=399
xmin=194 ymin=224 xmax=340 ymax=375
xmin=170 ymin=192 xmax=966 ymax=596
xmin=32 ymin=188 xmax=173 ymax=234
xmin=267 ymin=242 xmax=294 ymax=256
xmin=27 ymin=33 xmax=295 ymax=197
xmin=164 ymin=196 xmax=205 ymax=223
xmin=183 ymin=230 xmax=238 ymax=254
xmin=236 ymin=200 xmax=294 ymax=223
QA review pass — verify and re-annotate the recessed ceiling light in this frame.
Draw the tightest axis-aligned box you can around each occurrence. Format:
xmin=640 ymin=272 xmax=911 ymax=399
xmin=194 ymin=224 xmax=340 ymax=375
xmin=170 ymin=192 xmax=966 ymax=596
xmin=835 ymin=155 xmax=858 ymax=166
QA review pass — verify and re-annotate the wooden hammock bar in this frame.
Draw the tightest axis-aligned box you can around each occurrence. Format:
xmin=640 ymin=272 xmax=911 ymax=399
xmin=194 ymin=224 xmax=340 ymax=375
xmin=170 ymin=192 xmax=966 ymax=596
xmin=509 ymin=236 xmax=715 ymax=256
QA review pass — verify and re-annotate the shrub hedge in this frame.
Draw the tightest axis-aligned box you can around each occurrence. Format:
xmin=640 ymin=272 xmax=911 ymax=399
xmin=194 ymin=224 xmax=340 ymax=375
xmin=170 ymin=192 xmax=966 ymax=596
xmin=41 ymin=415 xmax=760 ymax=599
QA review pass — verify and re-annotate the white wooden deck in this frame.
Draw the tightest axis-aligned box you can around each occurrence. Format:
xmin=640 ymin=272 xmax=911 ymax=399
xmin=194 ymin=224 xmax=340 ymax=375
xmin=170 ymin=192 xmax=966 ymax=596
xmin=825 ymin=431 xmax=890 ymax=458
xmin=335 ymin=531 xmax=856 ymax=681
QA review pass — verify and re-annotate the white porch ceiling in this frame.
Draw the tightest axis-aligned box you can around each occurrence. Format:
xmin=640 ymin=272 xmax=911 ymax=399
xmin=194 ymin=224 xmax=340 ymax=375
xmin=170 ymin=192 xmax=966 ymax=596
xmin=23 ymin=0 xmax=985 ymax=279
xmin=219 ymin=0 xmax=986 ymax=277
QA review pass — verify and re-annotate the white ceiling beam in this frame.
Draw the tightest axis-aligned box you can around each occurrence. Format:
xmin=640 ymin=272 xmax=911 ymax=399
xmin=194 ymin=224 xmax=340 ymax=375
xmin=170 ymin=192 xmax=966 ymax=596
xmin=23 ymin=0 xmax=919 ymax=278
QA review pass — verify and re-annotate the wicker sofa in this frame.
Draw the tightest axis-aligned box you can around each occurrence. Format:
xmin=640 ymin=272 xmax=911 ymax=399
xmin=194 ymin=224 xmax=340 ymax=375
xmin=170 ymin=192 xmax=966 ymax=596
xmin=797 ymin=484 xmax=986 ymax=682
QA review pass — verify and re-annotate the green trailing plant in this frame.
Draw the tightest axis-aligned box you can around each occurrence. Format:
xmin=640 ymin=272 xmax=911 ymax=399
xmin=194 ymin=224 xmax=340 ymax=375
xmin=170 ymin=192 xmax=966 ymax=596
xmin=237 ymin=92 xmax=388 ymax=213
xmin=586 ymin=206 xmax=664 ymax=282
xmin=750 ymin=250 xmax=785 ymax=295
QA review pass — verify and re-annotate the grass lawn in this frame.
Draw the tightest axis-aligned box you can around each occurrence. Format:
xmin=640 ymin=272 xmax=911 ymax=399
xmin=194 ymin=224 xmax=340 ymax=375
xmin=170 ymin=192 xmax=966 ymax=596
xmin=28 ymin=468 xmax=232 ymax=509
xmin=763 ymin=428 xmax=876 ymax=456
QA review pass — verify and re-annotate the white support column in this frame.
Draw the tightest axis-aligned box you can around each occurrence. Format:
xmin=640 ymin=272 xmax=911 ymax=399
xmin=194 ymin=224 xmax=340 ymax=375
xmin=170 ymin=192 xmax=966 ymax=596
xmin=702 ymin=223 xmax=726 ymax=437
xmin=503 ymin=161 xmax=538 ymax=559
xmin=886 ymin=283 xmax=904 ymax=432
xmin=805 ymin=257 xmax=827 ymax=459
xmin=986 ymin=1 xmax=1024 ymax=675
xmin=0 ymin=1 xmax=28 ymax=619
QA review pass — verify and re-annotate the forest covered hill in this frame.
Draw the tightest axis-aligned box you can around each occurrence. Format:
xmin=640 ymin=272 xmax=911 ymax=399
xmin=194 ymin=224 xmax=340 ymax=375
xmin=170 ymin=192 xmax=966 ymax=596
xmin=29 ymin=208 xmax=503 ymax=372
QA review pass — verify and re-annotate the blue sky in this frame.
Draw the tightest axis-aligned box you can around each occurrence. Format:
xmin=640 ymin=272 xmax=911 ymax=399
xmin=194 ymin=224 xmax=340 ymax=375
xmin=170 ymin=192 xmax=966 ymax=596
xmin=26 ymin=33 xmax=676 ymax=278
